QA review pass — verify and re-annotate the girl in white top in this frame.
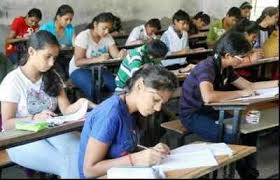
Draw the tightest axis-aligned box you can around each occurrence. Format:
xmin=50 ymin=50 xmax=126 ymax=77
xmin=125 ymin=18 xmax=161 ymax=46
xmin=69 ymin=12 xmax=127 ymax=102
xmin=160 ymin=10 xmax=190 ymax=67
xmin=0 ymin=30 xmax=95 ymax=178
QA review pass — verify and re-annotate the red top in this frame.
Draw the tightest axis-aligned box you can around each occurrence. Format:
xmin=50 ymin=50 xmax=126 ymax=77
xmin=5 ymin=16 xmax=39 ymax=55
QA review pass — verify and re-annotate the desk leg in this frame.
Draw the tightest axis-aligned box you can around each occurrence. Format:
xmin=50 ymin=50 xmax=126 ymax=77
xmin=96 ymin=66 xmax=102 ymax=103
xmin=231 ymin=109 xmax=242 ymax=144
xmin=217 ymin=110 xmax=225 ymax=142
xmin=91 ymin=66 xmax=96 ymax=102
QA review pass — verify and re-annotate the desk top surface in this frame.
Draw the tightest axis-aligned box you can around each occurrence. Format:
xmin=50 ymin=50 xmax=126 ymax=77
xmin=99 ymin=143 xmax=256 ymax=179
xmin=0 ymin=120 xmax=84 ymax=150
xmin=206 ymin=96 xmax=278 ymax=106
xmin=235 ymin=56 xmax=279 ymax=69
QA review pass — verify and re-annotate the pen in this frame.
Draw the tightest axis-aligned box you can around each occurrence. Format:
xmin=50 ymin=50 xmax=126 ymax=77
xmin=137 ymin=144 xmax=149 ymax=150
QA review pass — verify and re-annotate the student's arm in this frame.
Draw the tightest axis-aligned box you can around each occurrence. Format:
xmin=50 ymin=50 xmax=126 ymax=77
xmin=83 ymin=137 xmax=169 ymax=178
xmin=109 ymin=44 xmax=127 ymax=59
xmin=74 ymin=46 xmax=109 ymax=67
xmin=0 ymin=101 xmax=56 ymax=130
xmin=199 ymin=81 xmax=254 ymax=103
xmin=57 ymin=89 xmax=96 ymax=115
xmin=5 ymin=30 xmax=28 ymax=44
xmin=231 ymin=77 xmax=278 ymax=90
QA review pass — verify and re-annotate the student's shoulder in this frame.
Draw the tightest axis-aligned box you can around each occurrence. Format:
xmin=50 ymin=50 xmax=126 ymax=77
xmin=1 ymin=68 xmax=22 ymax=85
xmin=95 ymin=95 xmax=124 ymax=115
xmin=11 ymin=16 xmax=25 ymax=25
xmin=40 ymin=21 xmax=55 ymax=30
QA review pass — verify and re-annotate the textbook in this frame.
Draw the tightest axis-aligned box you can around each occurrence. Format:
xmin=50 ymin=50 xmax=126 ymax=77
xmin=46 ymin=101 xmax=88 ymax=125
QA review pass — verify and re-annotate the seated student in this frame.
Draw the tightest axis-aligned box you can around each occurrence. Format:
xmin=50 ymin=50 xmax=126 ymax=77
xmin=115 ymin=39 xmax=168 ymax=92
xmin=179 ymin=32 xmax=278 ymax=178
xmin=0 ymin=31 xmax=95 ymax=178
xmin=189 ymin=11 xmax=211 ymax=35
xmin=254 ymin=6 xmax=279 ymax=48
xmin=207 ymin=7 xmax=241 ymax=48
xmin=5 ymin=8 xmax=42 ymax=65
xmin=239 ymin=1 xmax=253 ymax=20
xmin=125 ymin=18 xmax=161 ymax=46
xmin=231 ymin=19 xmax=261 ymax=80
xmin=78 ymin=65 xmax=178 ymax=178
xmin=69 ymin=12 xmax=127 ymax=102
xmin=40 ymin=4 xmax=75 ymax=80
xmin=110 ymin=15 xmax=126 ymax=37
xmin=160 ymin=9 xmax=190 ymax=68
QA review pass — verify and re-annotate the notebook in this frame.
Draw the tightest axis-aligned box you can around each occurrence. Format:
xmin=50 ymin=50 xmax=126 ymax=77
xmin=46 ymin=101 xmax=88 ymax=125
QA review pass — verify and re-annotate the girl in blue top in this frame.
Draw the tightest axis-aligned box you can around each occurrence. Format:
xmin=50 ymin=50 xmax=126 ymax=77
xmin=78 ymin=65 xmax=178 ymax=178
xmin=40 ymin=4 xmax=75 ymax=48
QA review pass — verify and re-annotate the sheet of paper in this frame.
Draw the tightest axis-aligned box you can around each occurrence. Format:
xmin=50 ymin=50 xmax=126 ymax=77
xmin=207 ymin=143 xmax=233 ymax=156
xmin=230 ymin=87 xmax=279 ymax=101
xmin=107 ymin=167 xmax=165 ymax=179
xmin=46 ymin=101 xmax=88 ymax=125
xmin=153 ymin=148 xmax=218 ymax=171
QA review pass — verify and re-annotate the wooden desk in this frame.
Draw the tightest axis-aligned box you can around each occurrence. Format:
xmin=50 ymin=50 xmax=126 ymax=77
xmin=0 ymin=120 xmax=84 ymax=151
xmin=117 ymin=43 xmax=143 ymax=50
xmin=206 ymin=96 xmax=278 ymax=144
xmin=99 ymin=143 xmax=256 ymax=179
xmin=165 ymin=49 xmax=213 ymax=63
xmin=235 ymin=56 xmax=279 ymax=69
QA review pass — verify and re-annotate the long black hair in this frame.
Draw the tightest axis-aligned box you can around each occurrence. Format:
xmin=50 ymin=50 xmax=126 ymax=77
xmin=125 ymin=64 xmax=178 ymax=93
xmin=86 ymin=12 xmax=115 ymax=29
xmin=231 ymin=18 xmax=260 ymax=35
xmin=20 ymin=30 xmax=63 ymax=97
xmin=256 ymin=6 xmax=279 ymax=25
xmin=213 ymin=31 xmax=252 ymax=88
xmin=54 ymin=4 xmax=74 ymax=21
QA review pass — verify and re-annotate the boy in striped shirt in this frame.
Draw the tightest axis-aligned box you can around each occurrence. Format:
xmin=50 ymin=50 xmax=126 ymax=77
xmin=115 ymin=39 xmax=168 ymax=92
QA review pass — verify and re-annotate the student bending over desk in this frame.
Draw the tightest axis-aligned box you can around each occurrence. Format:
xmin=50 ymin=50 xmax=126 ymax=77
xmin=78 ymin=65 xmax=178 ymax=178
xmin=115 ymin=39 xmax=168 ymax=92
xmin=69 ymin=12 xmax=127 ymax=102
xmin=0 ymin=31 xmax=95 ymax=178
xmin=5 ymin=8 xmax=42 ymax=65
xmin=179 ymin=32 xmax=278 ymax=179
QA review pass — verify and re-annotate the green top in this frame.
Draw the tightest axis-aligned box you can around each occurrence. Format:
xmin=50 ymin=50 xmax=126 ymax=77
xmin=206 ymin=19 xmax=226 ymax=46
xmin=115 ymin=44 xmax=161 ymax=92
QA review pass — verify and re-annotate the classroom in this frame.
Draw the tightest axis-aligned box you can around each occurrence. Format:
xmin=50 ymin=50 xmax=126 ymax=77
xmin=0 ymin=0 xmax=279 ymax=179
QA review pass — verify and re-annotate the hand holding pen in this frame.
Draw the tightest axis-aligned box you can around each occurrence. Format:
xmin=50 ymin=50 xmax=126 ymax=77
xmin=32 ymin=110 xmax=57 ymax=121
xmin=131 ymin=143 xmax=170 ymax=166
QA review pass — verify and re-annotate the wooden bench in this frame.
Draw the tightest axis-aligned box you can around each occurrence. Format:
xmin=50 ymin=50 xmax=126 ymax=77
xmin=160 ymin=119 xmax=191 ymax=146
xmin=0 ymin=150 xmax=14 ymax=178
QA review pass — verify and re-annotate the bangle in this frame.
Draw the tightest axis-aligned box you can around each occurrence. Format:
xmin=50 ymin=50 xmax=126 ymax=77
xmin=128 ymin=154 xmax=134 ymax=166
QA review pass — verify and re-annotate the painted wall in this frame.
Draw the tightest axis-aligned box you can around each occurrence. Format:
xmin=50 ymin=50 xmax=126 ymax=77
xmin=0 ymin=0 xmax=247 ymax=52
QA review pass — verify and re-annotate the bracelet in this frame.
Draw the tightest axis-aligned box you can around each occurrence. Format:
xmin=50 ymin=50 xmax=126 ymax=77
xmin=128 ymin=154 xmax=134 ymax=166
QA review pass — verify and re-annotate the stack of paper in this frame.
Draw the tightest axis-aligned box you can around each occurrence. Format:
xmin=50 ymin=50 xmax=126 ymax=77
xmin=46 ymin=101 xmax=88 ymax=125
xmin=153 ymin=143 xmax=233 ymax=171
xmin=231 ymin=87 xmax=279 ymax=101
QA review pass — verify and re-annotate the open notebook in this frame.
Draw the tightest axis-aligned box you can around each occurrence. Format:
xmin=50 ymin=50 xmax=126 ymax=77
xmin=46 ymin=101 xmax=88 ymax=125
xmin=230 ymin=87 xmax=279 ymax=101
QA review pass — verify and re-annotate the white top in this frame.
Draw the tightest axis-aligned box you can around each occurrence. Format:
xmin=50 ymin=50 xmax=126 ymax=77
xmin=69 ymin=29 xmax=115 ymax=74
xmin=160 ymin=26 xmax=189 ymax=67
xmin=0 ymin=68 xmax=57 ymax=118
xmin=125 ymin=24 xmax=156 ymax=45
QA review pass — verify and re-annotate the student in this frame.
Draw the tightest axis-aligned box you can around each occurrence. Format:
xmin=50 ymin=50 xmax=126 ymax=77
xmin=69 ymin=12 xmax=127 ymax=102
xmin=239 ymin=1 xmax=253 ymax=20
xmin=125 ymin=18 xmax=161 ymax=45
xmin=110 ymin=15 xmax=126 ymax=37
xmin=207 ymin=7 xmax=241 ymax=48
xmin=40 ymin=4 xmax=75 ymax=48
xmin=115 ymin=39 xmax=168 ymax=92
xmin=5 ymin=8 xmax=42 ymax=64
xmin=0 ymin=30 xmax=95 ymax=178
xmin=78 ymin=64 xmax=178 ymax=178
xmin=40 ymin=4 xmax=75 ymax=81
xmin=160 ymin=9 xmax=190 ymax=67
xmin=179 ymin=32 xmax=278 ymax=178
xmin=254 ymin=6 xmax=279 ymax=48
xmin=231 ymin=19 xmax=261 ymax=79
xmin=189 ymin=11 xmax=211 ymax=35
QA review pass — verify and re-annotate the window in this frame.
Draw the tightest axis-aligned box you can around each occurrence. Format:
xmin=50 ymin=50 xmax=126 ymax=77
xmin=250 ymin=0 xmax=279 ymax=21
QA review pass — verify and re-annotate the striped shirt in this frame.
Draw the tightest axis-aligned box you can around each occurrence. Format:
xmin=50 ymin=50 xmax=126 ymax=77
xmin=115 ymin=45 xmax=161 ymax=92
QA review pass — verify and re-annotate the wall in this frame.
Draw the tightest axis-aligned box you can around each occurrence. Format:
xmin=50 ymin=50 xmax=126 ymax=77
xmin=0 ymin=0 xmax=248 ymax=53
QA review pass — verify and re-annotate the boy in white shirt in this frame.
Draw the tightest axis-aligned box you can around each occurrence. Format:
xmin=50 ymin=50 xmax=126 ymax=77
xmin=125 ymin=18 xmax=161 ymax=46
xmin=160 ymin=9 xmax=190 ymax=68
